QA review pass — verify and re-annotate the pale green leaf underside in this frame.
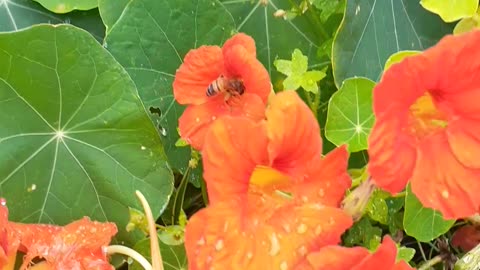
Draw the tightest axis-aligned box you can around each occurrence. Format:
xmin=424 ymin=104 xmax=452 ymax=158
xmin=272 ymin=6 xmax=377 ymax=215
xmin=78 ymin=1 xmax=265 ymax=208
xmin=0 ymin=0 xmax=105 ymax=41
xmin=0 ymin=25 xmax=173 ymax=244
xmin=404 ymin=185 xmax=455 ymax=242
xmin=33 ymin=0 xmax=98 ymax=14
xmin=420 ymin=0 xmax=479 ymax=23
xmin=325 ymin=77 xmax=375 ymax=152
xmin=332 ymin=0 xmax=453 ymax=88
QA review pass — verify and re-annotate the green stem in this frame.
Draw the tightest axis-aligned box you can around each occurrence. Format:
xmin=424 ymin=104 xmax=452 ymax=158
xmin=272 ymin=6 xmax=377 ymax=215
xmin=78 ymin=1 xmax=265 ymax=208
xmin=171 ymin=166 xmax=190 ymax=225
xmin=305 ymin=0 xmax=329 ymax=40
xmin=418 ymin=255 xmax=443 ymax=270
xmin=200 ymin=177 xmax=209 ymax=206
xmin=304 ymin=91 xmax=316 ymax=114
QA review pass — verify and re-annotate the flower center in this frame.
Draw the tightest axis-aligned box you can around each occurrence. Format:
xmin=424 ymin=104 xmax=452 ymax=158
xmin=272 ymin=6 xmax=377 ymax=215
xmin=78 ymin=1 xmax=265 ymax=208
xmin=249 ymin=165 xmax=291 ymax=189
xmin=407 ymin=93 xmax=448 ymax=138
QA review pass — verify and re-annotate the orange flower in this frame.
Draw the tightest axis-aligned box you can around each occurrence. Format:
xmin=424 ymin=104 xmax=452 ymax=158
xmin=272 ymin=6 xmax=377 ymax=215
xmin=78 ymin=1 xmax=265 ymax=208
xmin=305 ymin=236 xmax=414 ymax=270
xmin=173 ymin=33 xmax=271 ymax=150
xmin=0 ymin=199 xmax=117 ymax=270
xmin=368 ymin=30 xmax=480 ymax=219
xmin=184 ymin=91 xmax=353 ymax=269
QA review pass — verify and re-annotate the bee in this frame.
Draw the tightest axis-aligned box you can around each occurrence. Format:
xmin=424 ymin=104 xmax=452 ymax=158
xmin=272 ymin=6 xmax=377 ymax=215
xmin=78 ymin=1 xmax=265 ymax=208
xmin=206 ymin=75 xmax=245 ymax=101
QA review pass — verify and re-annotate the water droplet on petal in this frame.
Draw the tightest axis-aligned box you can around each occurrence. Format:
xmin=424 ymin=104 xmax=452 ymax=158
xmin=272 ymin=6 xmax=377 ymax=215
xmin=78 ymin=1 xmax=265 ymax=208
xmin=297 ymin=224 xmax=307 ymax=234
xmin=269 ymin=233 xmax=280 ymax=256
xmin=280 ymin=261 xmax=288 ymax=270
xmin=215 ymin=239 xmax=224 ymax=251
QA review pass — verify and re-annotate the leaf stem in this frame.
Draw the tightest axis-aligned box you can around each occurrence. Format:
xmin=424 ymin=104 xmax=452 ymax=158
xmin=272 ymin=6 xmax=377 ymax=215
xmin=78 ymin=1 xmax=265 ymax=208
xmin=200 ymin=177 xmax=209 ymax=206
xmin=418 ymin=255 xmax=443 ymax=270
xmin=136 ymin=191 xmax=164 ymax=270
xmin=305 ymin=0 xmax=329 ymax=40
xmin=171 ymin=166 xmax=191 ymax=225
xmin=106 ymin=245 xmax=152 ymax=270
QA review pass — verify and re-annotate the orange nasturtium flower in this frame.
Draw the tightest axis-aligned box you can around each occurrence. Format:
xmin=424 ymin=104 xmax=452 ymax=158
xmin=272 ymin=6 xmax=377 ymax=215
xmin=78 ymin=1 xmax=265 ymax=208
xmin=185 ymin=91 xmax=353 ymax=269
xmin=0 ymin=199 xmax=117 ymax=270
xmin=173 ymin=33 xmax=271 ymax=150
xmin=305 ymin=236 xmax=414 ymax=270
xmin=368 ymin=30 xmax=480 ymax=219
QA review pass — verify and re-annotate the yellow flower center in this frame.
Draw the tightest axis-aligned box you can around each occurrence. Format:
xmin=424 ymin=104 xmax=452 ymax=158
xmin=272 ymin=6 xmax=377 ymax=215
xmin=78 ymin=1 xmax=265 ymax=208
xmin=408 ymin=93 xmax=448 ymax=138
xmin=249 ymin=165 xmax=291 ymax=189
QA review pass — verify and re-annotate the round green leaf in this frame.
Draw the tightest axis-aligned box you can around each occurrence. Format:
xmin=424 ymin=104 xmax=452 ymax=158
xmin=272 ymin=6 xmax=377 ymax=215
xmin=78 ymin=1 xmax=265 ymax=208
xmin=325 ymin=77 xmax=375 ymax=152
xmin=0 ymin=0 xmax=105 ymax=42
xmin=130 ymin=236 xmax=187 ymax=270
xmin=332 ymin=0 xmax=453 ymax=88
xmin=404 ymin=185 xmax=455 ymax=242
xmin=420 ymin=0 xmax=479 ymax=23
xmin=98 ymin=0 xmax=129 ymax=34
xmin=0 ymin=25 xmax=173 ymax=245
xmin=101 ymin=0 xmax=236 ymax=176
xmin=384 ymin=50 xmax=421 ymax=71
xmin=454 ymin=13 xmax=480 ymax=34
xmin=33 ymin=0 xmax=98 ymax=13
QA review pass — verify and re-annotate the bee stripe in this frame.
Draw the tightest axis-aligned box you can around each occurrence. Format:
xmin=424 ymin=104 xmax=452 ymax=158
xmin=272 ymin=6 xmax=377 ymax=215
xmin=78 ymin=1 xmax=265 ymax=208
xmin=206 ymin=80 xmax=218 ymax=97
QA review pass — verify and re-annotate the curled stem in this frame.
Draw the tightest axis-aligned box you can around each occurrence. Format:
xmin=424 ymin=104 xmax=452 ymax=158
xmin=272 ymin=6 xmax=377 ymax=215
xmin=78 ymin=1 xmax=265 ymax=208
xmin=136 ymin=190 xmax=164 ymax=270
xmin=106 ymin=245 xmax=152 ymax=270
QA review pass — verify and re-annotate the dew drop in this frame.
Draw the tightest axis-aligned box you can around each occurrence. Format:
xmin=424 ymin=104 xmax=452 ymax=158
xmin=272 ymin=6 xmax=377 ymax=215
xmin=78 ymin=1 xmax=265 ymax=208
xmin=160 ymin=127 xmax=167 ymax=136
xmin=280 ymin=261 xmax=288 ymax=270
xmin=0 ymin=198 xmax=6 ymax=206
xmin=269 ymin=233 xmax=280 ymax=256
xmin=297 ymin=223 xmax=307 ymax=234
xmin=27 ymin=184 xmax=37 ymax=192
xmin=442 ymin=190 xmax=449 ymax=199
xmin=141 ymin=146 xmax=146 ymax=150
xmin=318 ymin=188 xmax=325 ymax=197
xmin=195 ymin=117 xmax=200 ymax=123
xmin=215 ymin=239 xmax=224 ymax=251
xmin=298 ymin=245 xmax=307 ymax=256
xmin=197 ymin=237 xmax=205 ymax=246
xmin=247 ymin=252 xmax=253 ymax=259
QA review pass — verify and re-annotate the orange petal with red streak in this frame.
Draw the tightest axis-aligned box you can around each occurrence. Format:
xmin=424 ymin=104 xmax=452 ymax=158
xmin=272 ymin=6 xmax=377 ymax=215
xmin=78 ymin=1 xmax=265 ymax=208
xmin=368 ymin=108 xmax=416 ymax=194
xmin=223 ymin=45 xmax=271 ymax=104
xmin=178 ymin=93 xmax=265 ymax=150
xmin=411 ymin=133 xmax=480 ymax=219
xmin=266 ymin=91 xmax=323 ymax=177
xmin=222 ymin=33 xmax=256 ymax=58
xmin=295 ymin=146 xmax=351 ymax=207
xmin=447 ymin=118 xmax=480 ymax=169
xmin=202 ymin=116 xmax=269 ymax=204
xmin=173 ymin=45 xmax=224 ymax=105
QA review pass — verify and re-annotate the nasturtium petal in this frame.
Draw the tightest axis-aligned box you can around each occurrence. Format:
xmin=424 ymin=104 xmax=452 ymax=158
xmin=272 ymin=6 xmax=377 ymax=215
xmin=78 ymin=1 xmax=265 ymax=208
xmin=332 ymin=0 xmax=453 ymax=87
xmin=404 ymin=185 xmax=455 ymax=242
xmin=420 ymin=0 xmax=479 ymax=22
xmin=33 ymin=0 xmax=97 ymax=13
xmin=0 ymin=25 xmax=173 ymax=245
xmin=325 ymin=77 xmax=375 ymax=152
xmin=0 ymin=0 xmax=105 ymax=42
xmin=101 ymin=0 xmax=236 ymax=176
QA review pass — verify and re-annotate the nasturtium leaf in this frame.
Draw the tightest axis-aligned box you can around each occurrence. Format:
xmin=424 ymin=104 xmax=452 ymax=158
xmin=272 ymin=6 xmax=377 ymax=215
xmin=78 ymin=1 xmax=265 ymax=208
xmin=420 ymin=0 xmax=479 ymax=23
xmin=130 ymin=236 xmax=187 ymax=270
xmin=101 ymin=0 xmax=235 ymax=177
xmin=454 ymin=12 xmax=480 ymax=34
xmin=33 ymin=0 xmax=97 ymax=14
xmin=384 ymin=51 xmax=420 ymax=71
xmin=311 ymin=0 xmax=345 ymax=23
xmin=97 ymin=0 xmax=129 ymax=34
xmin=404 ymin=185 xmax=455 ymax=242
xmin=344 ymin=217 xmax=382 ymax=250
xmin=397 ymin=247 xmax=416 ymax=263
xmin=332 ymin=0 xmax=453 ymax=88
xmin=0 ymin=0 xmax=105 ymax=42
xmin=325 ymin=77 xmax=375 ymax=152
xmin=274 ymin=49 xmax=326 ymax=93
xmin=219 ymin=0 xmax=324 ymax=85
xmin=0 ymin=25 xmax=174 ymax=245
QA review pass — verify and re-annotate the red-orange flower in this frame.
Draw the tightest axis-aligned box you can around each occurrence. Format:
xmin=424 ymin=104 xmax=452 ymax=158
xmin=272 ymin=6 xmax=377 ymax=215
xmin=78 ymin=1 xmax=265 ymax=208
xmin=173 ymin=33 xmax=271 ymax=150
xmin=0 ymin=199 xmax=117 ymax=270
xmin=306 ymin=236 xmax=415 ymax=270
xmin=368 ymin=30 xmax=480 ymax=219
xmin=184 ymin=91 xmax=353 ymax=269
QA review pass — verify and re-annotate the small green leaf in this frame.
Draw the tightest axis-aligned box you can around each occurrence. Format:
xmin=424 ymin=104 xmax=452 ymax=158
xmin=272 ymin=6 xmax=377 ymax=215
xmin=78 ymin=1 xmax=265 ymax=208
xmin=420 ymin=0 xmax=479 ymax=22
xmin=404 ymin=185 xmax=455 ymax=242
xmin=325 ymin=77 xmax=375 ymax=152
xmin=344 ymin=217 xmax=382 ymax=250
xmin=384 ymin=51 xmax=421 ymax=71
xmin=366 ymin=190 xmax=389 ymax=224
xmin=311 ymin=0 xmax=345 ymax=22
xmin=397 ymin=247 xmax=416 ymax=263
xmin=274 ymin=49 xmax=325 ymax=93
xmin=159 ymin=225 xmax=185 ymax=246
xmin=130 ymin=236 xmax=187 ymax=270
xmin=175 ymin=138 xmax=189 ymax=147
xmin=33 ymin=0 xmax=98 ymax=13
xmin=454 ymin=12 xmax=480 ymax=34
